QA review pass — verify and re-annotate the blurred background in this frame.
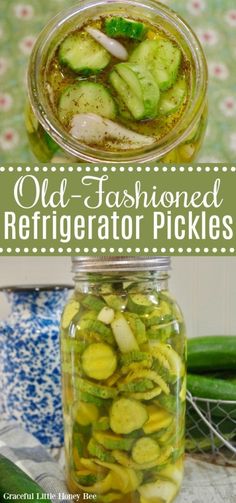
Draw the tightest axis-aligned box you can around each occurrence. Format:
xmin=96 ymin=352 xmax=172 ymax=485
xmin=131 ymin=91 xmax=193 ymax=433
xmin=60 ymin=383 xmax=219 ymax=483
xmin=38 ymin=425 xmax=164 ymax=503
xmin=0 ymin=0 xmax=236 ymax=162
xmin=0 ymin=256 xmax=236 ymax=338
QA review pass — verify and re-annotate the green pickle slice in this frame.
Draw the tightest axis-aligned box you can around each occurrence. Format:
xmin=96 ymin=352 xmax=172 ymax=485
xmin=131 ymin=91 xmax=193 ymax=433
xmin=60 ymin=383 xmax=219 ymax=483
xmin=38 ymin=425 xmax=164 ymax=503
xmin=61 ymin=283 xmax=185 ymax=503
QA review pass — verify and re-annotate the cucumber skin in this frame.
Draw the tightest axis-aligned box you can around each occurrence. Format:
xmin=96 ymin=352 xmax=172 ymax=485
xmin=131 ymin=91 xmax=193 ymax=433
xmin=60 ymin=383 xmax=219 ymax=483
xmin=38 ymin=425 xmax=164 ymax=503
xmin=87 ymin=438 xmax=115 ymax=463
xmin=187 ymin=374 xmax=236 ymax=418
xmin=75 ymin=377 xmax=118 ymax=399
xmin=187 ymin=336 xmax=236 ymax=372
xmin=0 ymin=455 xmax=52 ymax=502
xmin=58 ymin=83 xmax=116 ymax=125
xmin=105 ymin=17 xmax=147 ymax=41
xmin=93 ymin=431 xmax=134 ymax=451
xmin=187 ymin=373 xmax=236 ymax=401
xmin=82 ymin=295 xmax=106 ymax=312
xmin=59 ymin=32 xmax=111 ymax=75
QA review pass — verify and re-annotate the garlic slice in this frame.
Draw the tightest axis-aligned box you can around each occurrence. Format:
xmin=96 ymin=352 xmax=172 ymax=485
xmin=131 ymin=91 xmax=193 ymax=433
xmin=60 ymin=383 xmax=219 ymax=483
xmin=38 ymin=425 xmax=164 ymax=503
xmin=70 ymin=113 xmax=155 ymax=150
xmin=86 ymin=27 xmax=128 ymax=61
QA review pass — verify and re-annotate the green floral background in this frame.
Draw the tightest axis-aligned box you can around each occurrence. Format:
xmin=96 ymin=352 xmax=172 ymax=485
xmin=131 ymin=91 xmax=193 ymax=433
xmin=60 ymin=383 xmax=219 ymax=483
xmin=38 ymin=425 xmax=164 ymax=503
xmin=0 ymin=0 xmax=236 ymax=163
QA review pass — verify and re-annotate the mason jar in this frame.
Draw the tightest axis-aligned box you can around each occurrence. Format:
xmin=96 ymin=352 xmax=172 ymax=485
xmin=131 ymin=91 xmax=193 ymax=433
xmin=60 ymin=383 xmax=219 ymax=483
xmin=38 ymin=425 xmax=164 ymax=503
xmin=61 ymin=257 xmax=186 ymax=503
xmin=26 ymin=0 xmax=207 ymax=164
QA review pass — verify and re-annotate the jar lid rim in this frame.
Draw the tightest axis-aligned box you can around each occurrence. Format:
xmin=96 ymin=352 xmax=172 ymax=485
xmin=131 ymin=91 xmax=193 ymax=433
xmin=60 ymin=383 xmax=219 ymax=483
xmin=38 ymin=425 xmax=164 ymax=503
xmin=71 ymin=256 xmax=171 ymax=272
xmin=28 ymin=0 xmax=207 ymax=164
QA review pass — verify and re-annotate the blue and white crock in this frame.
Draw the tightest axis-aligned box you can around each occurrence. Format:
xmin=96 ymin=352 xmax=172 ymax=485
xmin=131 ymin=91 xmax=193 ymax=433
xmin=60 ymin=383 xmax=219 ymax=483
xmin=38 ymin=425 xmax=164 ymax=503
xmin=0 ymin=285 xmax=72 ymax=447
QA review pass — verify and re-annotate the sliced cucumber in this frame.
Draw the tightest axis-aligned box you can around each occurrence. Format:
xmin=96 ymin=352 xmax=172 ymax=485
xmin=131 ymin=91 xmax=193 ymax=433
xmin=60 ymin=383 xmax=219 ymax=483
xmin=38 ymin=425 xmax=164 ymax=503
xmin=138 ymin=479 xmax=177 ymax=503
xmin=118 ymin=379 xmax=154 ymax=393
xmin=74 ymin=471 xmax=99 ymax=487
xmin=87 ymin=438 xmax=115 ymax=463
xmin=110 ymin=71 xmax=144 ymax=120
xmin=112 ymin=449 xmax=162 ymax=471
xmin=93 ymin=417 xmax=110 ymax=431
xmin=113 ymin=447 xmax=173 ymax=471
xmin=61 ymin=338 xmax=87 ymax=355
xmin=130 ymin=38 xmax=182 ymax=91
xmin=73 ymin=431 xmax=85 ymax=459
xmin=156 ymin=394 xmax=177 ymax=415
xmin=111 ymin=313 xmax=139 ymax=353
xmin=94 ymin=459 xmax=142 ymax=493
xmin=93 ymin=431 xmax=134 ymax=451
xmin=155 ymin=421 xmax=176 ymax=446
xmin=104 ymin=293 xmax=128 ymax=311
xmin=124 ymin=312 xmax=147 ymax=344
xmin=73 ymin=401 xmax=99 ymax=426
xmin=76 ymin=377 xmax=118 ymax=399
xmin=130 ymin=387 xmax=162 ymax=401
xmin=120 ymin=351 xmax=152 ymax=366
xmin=125 ymin=370 xmax=169 ymax=395
xmin=74 ymin=467 xmax=112 ymax=494
xmin=82 ymin=295 xmax=106 ymax=311
xmin=59 ymin=31 xmax=111 ymax=74
xmin=110 ymin=398 xmax=148 ymax=434
xmin=110 ymin=62 xmax=159 ymax=120
xmin=80 ymin=309 xmax=98 ymax=321
xmin=58 ymin=82 xmax=116 ymax=124
xmin=79 ymin=319 xmax=115 ymax=346
xmin=151 ymin=343 xmax=183 ymax=377
xmin=121 ymin=362 xmax=152 ymax=377
xmin=146 ymin=310 xmax=173 ymax=328
xmin=132 ymin=437 xmax=160 ymax=464
xmin=145 ymin=309 xmax=162 ymax=328
xmin=77 ymin=391 xmax=104 ymax=407
xmin=127 ymin=294 xmax=154 ymax=314
xmin=82 ymin=343 xmax=117 ymax=380
xmin=143 ymin=405 xmax=173 ymax=434
xmin=159 ymin=78 xmax=187 ymax=115
xmin=105 ymin=17 xmax=147 ymax=41
xmin=147 ymin=320 xmax=175 ymax=341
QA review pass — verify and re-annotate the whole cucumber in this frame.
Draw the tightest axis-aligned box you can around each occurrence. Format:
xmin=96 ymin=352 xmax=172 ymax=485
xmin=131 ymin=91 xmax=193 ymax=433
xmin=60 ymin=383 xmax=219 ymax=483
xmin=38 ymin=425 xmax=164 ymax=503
xmin=0 ymin=454 xmax=52 ymax=502
xmin=187 ymin=373 xmax=236 ymax=418
xmin=187 ymin=336 xmax=236 ymax=372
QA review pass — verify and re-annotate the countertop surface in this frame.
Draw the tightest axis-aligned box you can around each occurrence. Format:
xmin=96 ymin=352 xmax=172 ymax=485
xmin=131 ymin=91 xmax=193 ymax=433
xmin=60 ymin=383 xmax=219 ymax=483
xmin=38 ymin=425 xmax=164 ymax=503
xmin=176 ymin=455 xmax=236 ymax=503
xmin=0 ymin=0 xmax=236 ymax=163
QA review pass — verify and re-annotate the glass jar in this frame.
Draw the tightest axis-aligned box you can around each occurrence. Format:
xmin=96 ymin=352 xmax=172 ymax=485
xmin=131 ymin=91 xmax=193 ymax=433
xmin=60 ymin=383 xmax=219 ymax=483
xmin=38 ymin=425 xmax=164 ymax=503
xmin=61 ymin=257 xmax=186 ymax=503
xmin=26 ymin=0 xmax=207 ymax=164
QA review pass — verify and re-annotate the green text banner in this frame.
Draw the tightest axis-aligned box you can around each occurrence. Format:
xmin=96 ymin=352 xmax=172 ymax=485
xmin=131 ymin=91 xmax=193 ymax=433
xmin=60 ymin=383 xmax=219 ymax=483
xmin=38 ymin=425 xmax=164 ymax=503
xmin=0 ymin=164 xmax=235 ymax=256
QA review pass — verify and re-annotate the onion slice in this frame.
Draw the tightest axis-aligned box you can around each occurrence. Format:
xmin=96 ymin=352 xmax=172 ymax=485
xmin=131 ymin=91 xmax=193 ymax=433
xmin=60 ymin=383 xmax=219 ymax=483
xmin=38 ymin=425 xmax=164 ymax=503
xmin=70 ymin=113 xmax=155 ymax=149
xmin=86 ymin=27 xmax=128 ymax=61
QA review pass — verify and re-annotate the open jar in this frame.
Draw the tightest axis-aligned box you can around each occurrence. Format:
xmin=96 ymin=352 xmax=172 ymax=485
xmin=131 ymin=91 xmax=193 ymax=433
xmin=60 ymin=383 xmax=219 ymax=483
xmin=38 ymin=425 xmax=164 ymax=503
xmin=61 ymin=257 xmax=186 ymax=503
xmin=26 ymin=0 xmax=207 ymax=163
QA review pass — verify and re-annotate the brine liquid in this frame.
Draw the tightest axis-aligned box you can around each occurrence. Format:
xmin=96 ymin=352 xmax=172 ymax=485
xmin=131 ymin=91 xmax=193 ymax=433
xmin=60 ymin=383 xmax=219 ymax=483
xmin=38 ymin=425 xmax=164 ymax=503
xmin=45 ymin=16 xmax=190 ymax=151
xmin=61 ymin=281 xmax=186 ymax=503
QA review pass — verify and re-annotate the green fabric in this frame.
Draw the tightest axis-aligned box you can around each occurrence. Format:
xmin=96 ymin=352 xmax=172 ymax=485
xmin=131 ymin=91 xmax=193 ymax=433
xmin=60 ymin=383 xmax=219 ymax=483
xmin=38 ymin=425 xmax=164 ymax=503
xmin=0 ymin=0 xmax=236 ymax=162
